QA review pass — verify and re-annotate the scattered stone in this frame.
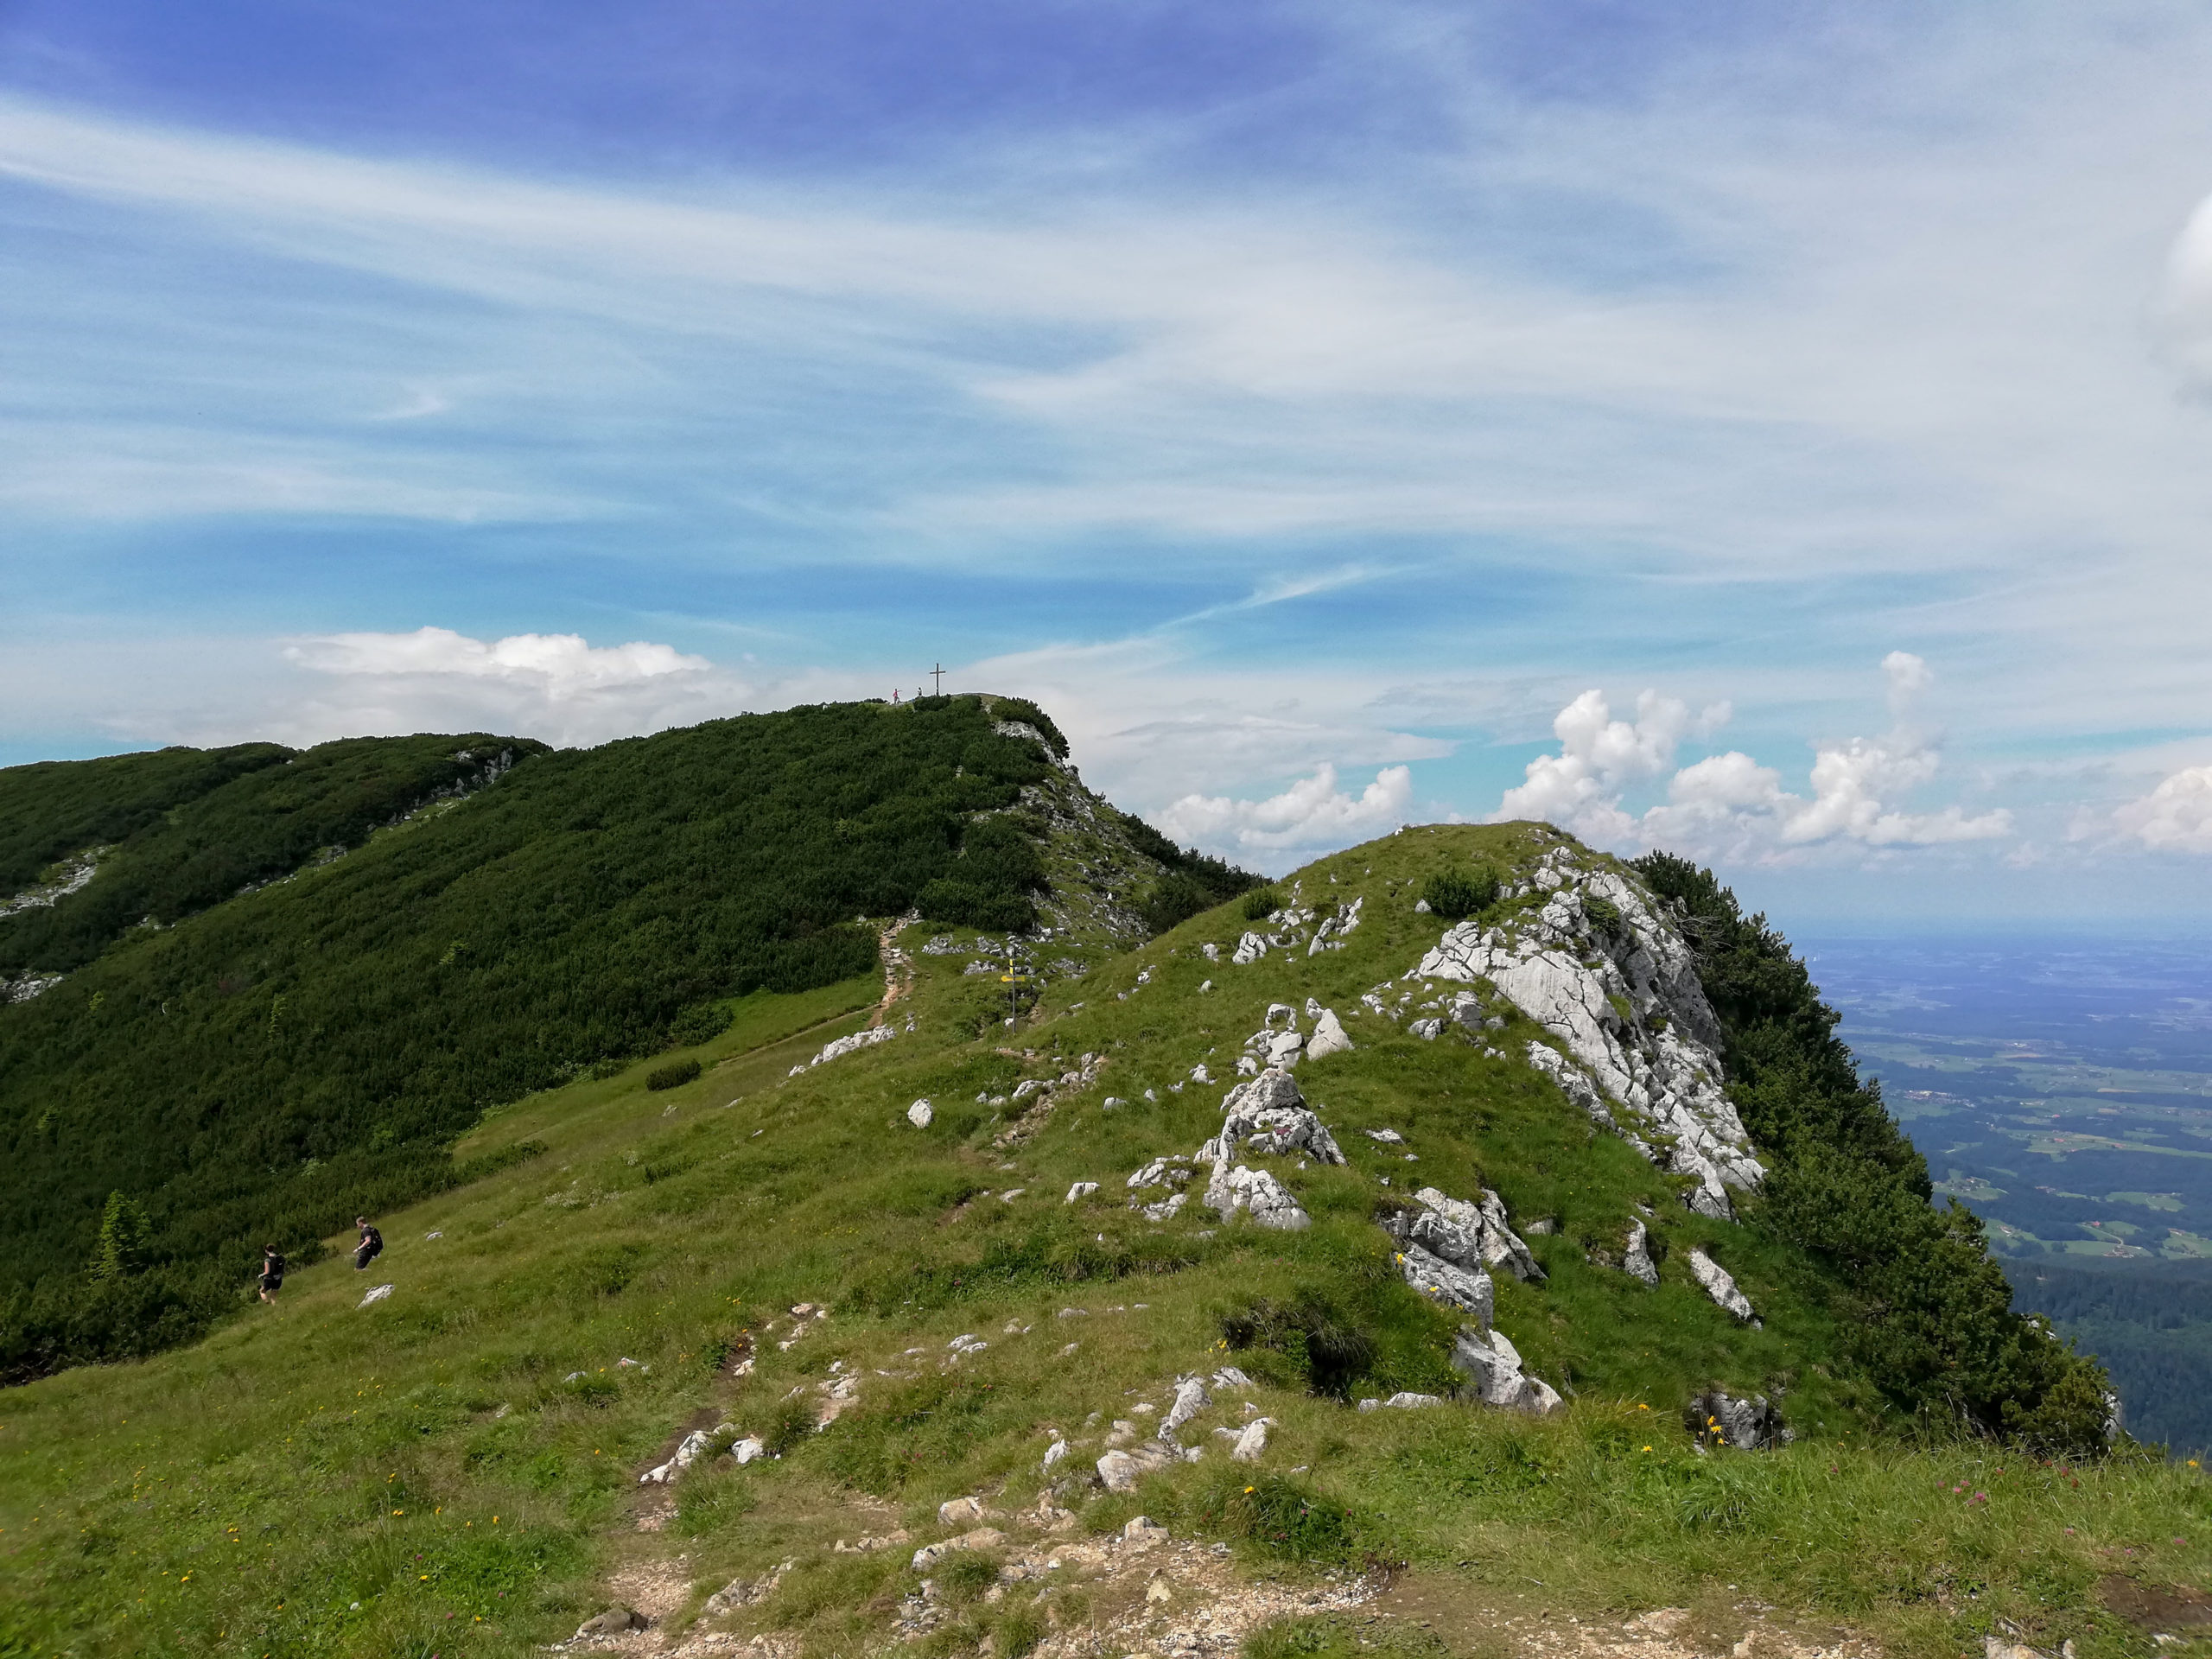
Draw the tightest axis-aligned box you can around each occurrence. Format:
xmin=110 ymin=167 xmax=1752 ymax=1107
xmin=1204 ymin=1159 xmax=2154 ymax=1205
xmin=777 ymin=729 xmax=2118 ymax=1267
xmin=1066 ymin=1181 xmax=1100 ymax=1203
xmin=1128 ymin=1157 xmax=1193 ymax=1191
xmin=1137 ymin=1192 xmax=1188 ymax=1223
xmin=1357 ymin=1392 xmax=1445 ymax=1411
xmin=639 ymin=1427 xmax=717 ymax=1484
xmin=938 ymin=1495 xmax=992 ymax=1527
xmin=1409 ymin=1017 xmax=1444 ymax=1039
xmin=912 ymin=1528 xmax=1006 ymax=1573
xmin=1232 ymin=931 xmax=1269 ymax=965
xmin=1210 ymin=1365 xmax=1253 ymax=1389
xmin=359 ymin=1284 xmax=393 ymax=1307
xmin=799 ymin=1023 xmax=898 ymax=1071
xmin=1687 ymin=1247 xmax=1758 ymax=1323
xmin=908 ymin=1099 xmax=934 ymax=1128
xmin=1042 ymin=1439 xmax=1069 ymax=1471
xmin=730 ymin=1437 xmax=766 ymax=1464
xmin=1123 ymin=1516 xmax=1170 ymax=1544
xmin=1364 ymin=1128 xmax=1405 ymax=1145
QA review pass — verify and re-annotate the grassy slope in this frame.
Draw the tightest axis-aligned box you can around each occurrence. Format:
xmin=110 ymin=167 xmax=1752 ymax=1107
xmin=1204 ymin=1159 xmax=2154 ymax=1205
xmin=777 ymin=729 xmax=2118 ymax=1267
xmin=2 ymin=827 xmax=2205 ymax=1659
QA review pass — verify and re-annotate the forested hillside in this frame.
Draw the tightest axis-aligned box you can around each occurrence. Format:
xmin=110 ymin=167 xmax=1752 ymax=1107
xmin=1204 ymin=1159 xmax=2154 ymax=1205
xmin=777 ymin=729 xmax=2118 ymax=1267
xmin=2008 ymin=1257 xmax=2212 ymax=1454
xmin=0 ymin=696 xmax=1076 ymax=1378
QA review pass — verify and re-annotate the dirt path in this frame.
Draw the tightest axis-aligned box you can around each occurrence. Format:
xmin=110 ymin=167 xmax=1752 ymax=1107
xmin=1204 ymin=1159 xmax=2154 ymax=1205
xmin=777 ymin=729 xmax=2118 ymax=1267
xmin=867 ymin=912 xmax=918 ymax=1030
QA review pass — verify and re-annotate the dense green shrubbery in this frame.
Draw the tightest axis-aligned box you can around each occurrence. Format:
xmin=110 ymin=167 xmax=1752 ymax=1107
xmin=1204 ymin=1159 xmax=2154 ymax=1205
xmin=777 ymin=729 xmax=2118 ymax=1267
xmin=1632 ymin=850 xmax=2111 ymax=1452
xmin=645 ymin=1059 xmax=702 ymax=1091
xmin=1243 ymin=887 xmax=1281 ymax=921
xmin=0 ymin=741 xmax=293 ymax=894
xmin=0 ymin=698 xmax=1052 ymax=1377
xmin=1421 ymin=865 xmax=1498 ymax=920
xmin=0 ymin=734 xmax=547 ymax=976
xmin=1109 ymin=811 xmax=1262 ymax=935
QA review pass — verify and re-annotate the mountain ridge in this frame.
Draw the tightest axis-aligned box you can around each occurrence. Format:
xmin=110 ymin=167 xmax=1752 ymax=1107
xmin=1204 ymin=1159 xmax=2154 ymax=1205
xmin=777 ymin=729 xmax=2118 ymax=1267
xmin=0 ymin=699 xmax=2196 ymax=1659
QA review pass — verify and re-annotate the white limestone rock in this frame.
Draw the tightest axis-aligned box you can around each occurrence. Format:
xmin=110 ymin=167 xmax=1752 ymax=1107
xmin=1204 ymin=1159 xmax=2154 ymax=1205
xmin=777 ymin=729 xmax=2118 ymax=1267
xmin=1357 ymin=1392 xmax=1445 ymax=1412
xmin=1159 ymin=1375 xmax=1211 ymax=1439
xmin=359 ymin=1284 xmax=394 ymax=1307
xmin=1449 ymin=1327 xmax=1562 ymax=1415
xmin=1395 ymin=1242 xmax=1494 ymax=1327
xmin=907 ymin=1099 xmax=933 ymax=1128
xmin=1413 ymin=1186 xmax=1546 ymax=1282
xmin=729 ymin=1436 xmax=766 ymax=1465
xmin=1229 ymin=1418 xmax=1271 ymax=1461
xmin=1232 ymin=931 xmax=1270 ymax=965
xmin=1306 ymin=1008 xmax=1354 ymax=1060
xmin=1136 ymin=1192 xmax=1188 ymax=1223
xmin=1065 ymin=1181 xmax=1100 ymax=1203
xmin=1622 ymin=1219 xmax=1660 ymax=1287
xmin=1203 ymin=1163 xmax=1310 ymax=1230
xmin=1127 ymin=1158 xmax=1193 ymax=1191
xmin=804 ymin=1023 xmax=899 ymax=1070
xmin=1365 ymin=1128 xmax=1405 ymax=1145
xmin=1096 ymin=1444 xmax=1177 ymax=1491
xmin=1411 ymin=851 xmax=1762 ymax=1217
xmin=1687 ymin=1247 xmax=1758 ymax=1323
xmin=912 ymin=1528 xmax=1005 ymax=1572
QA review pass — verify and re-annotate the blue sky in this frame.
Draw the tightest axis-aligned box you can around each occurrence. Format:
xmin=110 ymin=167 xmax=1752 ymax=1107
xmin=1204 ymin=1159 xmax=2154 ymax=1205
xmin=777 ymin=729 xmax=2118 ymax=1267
xmin=6 ymin=1 xmax=2212 ymax=922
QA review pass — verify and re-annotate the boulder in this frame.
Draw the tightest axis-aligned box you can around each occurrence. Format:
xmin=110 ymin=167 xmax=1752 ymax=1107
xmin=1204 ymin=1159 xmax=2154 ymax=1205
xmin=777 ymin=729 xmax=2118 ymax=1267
xmin=907 ymin=1099 xmax=934 ymax=1128
xmin=1266 ymin=1029 xmax=1305 ymax=1067
xmin=1096 ymin=1443 xmax=1176 ymax=1491
xmin=730 ymin=1436 xmax=766 ymax=1464
xmin=938 ymin=1495 xmax=991 ymax=1527
xmin=1122 ymin=1516 xmax=1170 ymax=1544
xmin=1065 ymin=1181 xmax=1100 ymax=1203
xmin=1232 ymin=931 xmax=1269 ymax=965
xmin=1306 ymin=1008 xmax=1354 ymax=1060
xmin=577 ymin=1606 xmax=649 ymax=1635
xmin=1396 ymin=1241 xmax=1494 ymax=1328
xmin=1685 ymin=1388 xmax=1789 ymax=1450
xmin=1686 ymin=1247 xmax=1757 ymax=1323
xmin=1449 ymin=1326 xmax=1561 ymax=1415
xmin=1230 ymin=1418 xmax=1271 ymax=1461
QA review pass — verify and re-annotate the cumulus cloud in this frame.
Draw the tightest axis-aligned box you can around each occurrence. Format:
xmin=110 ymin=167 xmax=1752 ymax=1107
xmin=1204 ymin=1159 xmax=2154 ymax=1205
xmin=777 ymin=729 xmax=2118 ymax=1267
xmin=1491 ymin=690 xmax=1730 ymax=846
xmin=2113 ymin=766 xmax=2212 ymax=854
xmin=1497 ymin=656 xmax=2011 ymax=861
xmin=1157 ymin=763 xmax=1413 ymax=867
xmin=279 ymin=626 xmax=742 ymax=747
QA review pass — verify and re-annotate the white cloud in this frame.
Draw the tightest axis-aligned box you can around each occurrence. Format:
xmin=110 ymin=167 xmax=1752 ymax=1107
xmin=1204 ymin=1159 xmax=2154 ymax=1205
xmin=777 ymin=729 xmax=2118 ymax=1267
xmin=1498 ymin=657 xmax=2012 ymax=861
xmin=287 ymin=626 xmax=709 ymax=694
xmin=2113 ymin=766 xmax=2212 ymax=854
xmin=1157 ymin=763 xmax=1414 ymax=868
xmin=276 ymin=626 xmax=742 ymax=747
xmin=1490 ymin=690 xmax=1727 ymax=846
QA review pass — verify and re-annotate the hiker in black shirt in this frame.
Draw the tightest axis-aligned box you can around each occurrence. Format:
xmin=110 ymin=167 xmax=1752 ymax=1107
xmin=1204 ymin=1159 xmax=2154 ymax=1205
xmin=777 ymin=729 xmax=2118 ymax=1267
xmin=353 ymin=1217 xmax=383 ymax=1271
xmin=257 ymin=1245 xmax=285 ymax=1303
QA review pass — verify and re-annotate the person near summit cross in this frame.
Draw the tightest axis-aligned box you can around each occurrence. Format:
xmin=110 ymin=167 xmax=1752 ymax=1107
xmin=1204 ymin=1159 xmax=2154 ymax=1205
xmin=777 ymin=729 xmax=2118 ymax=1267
xmin=257 ymin=1244 xmax=285 ymax=1302
xmin=352 ymin=1217 xmax=383 ymax=1271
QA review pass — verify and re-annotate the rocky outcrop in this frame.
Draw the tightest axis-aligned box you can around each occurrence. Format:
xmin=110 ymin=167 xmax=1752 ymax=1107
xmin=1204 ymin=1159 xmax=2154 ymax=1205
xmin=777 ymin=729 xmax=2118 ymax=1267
xmin=1686 ymin=1388 xmax=1790 ymax=1450
xmin=1395 ymin=1241 xmax=1494 ymax=1326
xmin=791 ymin=1022 xmax=898 ymax=1075
xmin=1306 ymin=1007 xmax=1354 ymax=1060
xmin=1411 ymin=847 xmax=1763 ymax=1219
xmin=1203 ymin=1163 xmax=1309 ymax=1230
xmin=1408 ymin=1186 xmax=1545 ymax=1283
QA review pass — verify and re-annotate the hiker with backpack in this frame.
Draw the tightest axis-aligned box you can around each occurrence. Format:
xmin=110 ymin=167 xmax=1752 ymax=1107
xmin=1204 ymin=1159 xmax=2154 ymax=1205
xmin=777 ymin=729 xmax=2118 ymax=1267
xmin=353 ymin=1217 xmax=383 ymax=1271
xmin=257 ymin=1244 xmax=284 ymax=1302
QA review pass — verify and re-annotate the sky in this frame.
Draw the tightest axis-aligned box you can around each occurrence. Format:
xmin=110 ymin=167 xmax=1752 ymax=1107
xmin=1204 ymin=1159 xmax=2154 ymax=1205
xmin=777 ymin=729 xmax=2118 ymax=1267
xmin=4 ymin=1 xmax=2212 ymax=925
